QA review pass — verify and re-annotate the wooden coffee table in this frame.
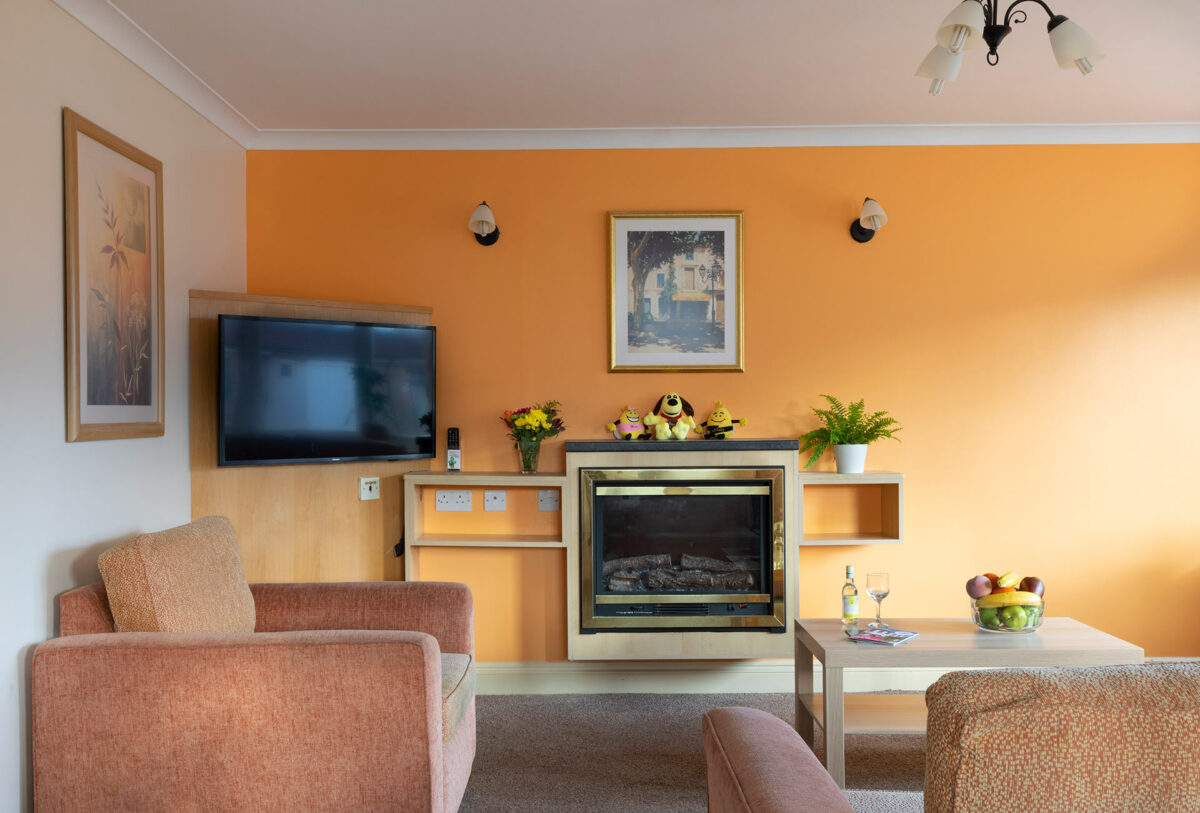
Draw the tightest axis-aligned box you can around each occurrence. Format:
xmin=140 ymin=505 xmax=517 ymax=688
xmin=793 ymin=617 xmax=1144 ymax=788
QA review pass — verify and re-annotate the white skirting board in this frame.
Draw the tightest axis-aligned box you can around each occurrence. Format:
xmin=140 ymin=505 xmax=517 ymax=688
xmin=474 ymin=656 xmax=1195 ymax=696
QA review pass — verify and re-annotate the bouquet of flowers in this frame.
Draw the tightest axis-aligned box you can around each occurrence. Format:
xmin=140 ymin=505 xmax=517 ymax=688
xmin=500 ymin=400 xmax=566 ymax=444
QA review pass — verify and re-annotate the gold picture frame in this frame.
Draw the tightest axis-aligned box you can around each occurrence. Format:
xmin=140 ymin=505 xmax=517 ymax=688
xmin=609 ymin=211 xmax=743 ymax=372
xmin=63 ymin=108 xmax=165 ymax=441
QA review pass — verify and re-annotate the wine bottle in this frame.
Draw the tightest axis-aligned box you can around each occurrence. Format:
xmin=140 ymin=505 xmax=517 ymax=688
xmin=841 ymin=565 xmax=859 ymax=626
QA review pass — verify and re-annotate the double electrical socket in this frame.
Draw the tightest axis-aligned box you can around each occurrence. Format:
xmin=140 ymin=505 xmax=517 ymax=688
xmin=434 ymin=489 xmax=472 ymax=511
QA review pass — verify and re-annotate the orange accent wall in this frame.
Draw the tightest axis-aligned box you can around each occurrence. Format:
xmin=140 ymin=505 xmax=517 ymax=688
xmin=248 ymin=145 xmax=1200 ymax=659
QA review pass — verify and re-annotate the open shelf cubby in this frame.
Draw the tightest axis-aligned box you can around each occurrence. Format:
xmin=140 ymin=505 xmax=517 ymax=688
xmin=797 ymin=471 xmax=903 ymax=546
xmin=402 ymin=471 xmax=568 ymax=580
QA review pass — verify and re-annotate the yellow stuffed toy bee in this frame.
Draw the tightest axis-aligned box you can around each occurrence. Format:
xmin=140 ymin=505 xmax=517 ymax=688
xmin=606 ymin=405 xmax=650 ymax=440
xmin=700 ymin=401 xmax=746 ymax=439
xmin=644 ymin=392 xmax=696 ymax=440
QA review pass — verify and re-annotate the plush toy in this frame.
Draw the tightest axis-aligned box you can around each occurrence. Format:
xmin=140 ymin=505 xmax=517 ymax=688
xmin=606 ymin=405 xmax=650 ymax=440
xmin=644 ymin=392 xmax=696 ymax=440
xmin=700 ymin=401 xmax=747 ymax=439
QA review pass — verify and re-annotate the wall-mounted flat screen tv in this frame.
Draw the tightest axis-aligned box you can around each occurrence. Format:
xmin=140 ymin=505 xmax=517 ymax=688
xmin=218 ymin=314 xmax=435 ymax=466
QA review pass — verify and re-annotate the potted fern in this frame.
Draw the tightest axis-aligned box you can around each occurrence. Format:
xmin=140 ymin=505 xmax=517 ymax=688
xmin=800 ymin=395 xmax=901 ymax=473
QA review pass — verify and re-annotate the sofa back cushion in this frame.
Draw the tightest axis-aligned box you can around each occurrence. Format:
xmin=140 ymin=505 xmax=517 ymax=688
xmin=98 ymin=516 xmax=256 ymax=633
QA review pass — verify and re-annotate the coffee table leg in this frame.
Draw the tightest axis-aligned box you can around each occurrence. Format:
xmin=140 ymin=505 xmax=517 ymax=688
xmin=794 ymin=631 xmax=815 ymax=746
xmin=823 ymin=664 xmax=846 ymax=788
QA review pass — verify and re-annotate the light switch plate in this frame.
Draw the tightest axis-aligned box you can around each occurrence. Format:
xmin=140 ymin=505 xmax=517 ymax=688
xmin=484 ymin=490 xmax=506 ymax=511
xmin=537 ymin=489 xmax=560 ymax=512
xmin=358 ymin=476 xmax=380 ymax=501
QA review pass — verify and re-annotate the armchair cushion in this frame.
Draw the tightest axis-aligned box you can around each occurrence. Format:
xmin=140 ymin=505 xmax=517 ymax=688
xmin=97 ymin=515 xmax=255 ymax=633
xmin=440 ymin=653 xmax=475 ymax=743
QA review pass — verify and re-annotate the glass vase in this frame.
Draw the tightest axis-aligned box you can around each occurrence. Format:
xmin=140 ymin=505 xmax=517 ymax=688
xmin=516 ymin=438 xmax=541 ymax=474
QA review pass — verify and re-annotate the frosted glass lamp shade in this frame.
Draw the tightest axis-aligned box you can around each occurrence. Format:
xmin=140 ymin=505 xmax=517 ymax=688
xmin=935 ymin=1 xmax=985 ymax=53
xmin=850 ymin=197 xmax=888 ymax=242
xmin=859 ymin=198 xmax=888 ymax=232
xmin=1048 ymin=17 xmax=1104 ymax=74
xmin=469 ymin=202 xmax=496 ymax=237
xmin=916 ymin=45 xmax=963 ymax=95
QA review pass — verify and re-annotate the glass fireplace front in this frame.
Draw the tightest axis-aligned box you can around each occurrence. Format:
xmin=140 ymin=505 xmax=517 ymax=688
xmin=580 ymin=467 xmax=786 ymax=632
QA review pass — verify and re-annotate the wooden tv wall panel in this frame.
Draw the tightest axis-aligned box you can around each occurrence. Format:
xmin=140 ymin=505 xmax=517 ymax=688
xmin=189 ymin=290 xmax=432 ymax=583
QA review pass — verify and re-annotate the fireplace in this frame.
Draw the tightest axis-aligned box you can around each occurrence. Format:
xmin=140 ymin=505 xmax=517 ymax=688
xmin=580 ymin=466 xmax=786 ymax=632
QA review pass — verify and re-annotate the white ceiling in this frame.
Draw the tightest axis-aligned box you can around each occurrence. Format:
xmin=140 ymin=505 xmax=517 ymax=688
xmin=56 ymin=0 xmax=1200 ymax=148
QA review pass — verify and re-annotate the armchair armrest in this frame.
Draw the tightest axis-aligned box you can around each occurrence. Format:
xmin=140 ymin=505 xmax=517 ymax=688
xmin=702 ymin=706 xmax=854 ymax=813
xmin=250 ymin=581 xmax=473 ymax=656
xmin=34 ymin=629 xmax=450 ymax=812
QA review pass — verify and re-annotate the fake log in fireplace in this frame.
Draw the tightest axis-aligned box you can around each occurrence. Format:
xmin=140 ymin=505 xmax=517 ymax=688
xmin=580 ymin=467 xmax=786 ymax=632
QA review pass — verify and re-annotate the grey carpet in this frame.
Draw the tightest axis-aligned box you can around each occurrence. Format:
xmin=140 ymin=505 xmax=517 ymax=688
xmin=461 ymin=693 xmax=924 ymax=812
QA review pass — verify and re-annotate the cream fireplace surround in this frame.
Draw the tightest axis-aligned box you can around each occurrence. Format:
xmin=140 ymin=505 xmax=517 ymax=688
xmin=565 ymin=440 xmax=799 ymax=661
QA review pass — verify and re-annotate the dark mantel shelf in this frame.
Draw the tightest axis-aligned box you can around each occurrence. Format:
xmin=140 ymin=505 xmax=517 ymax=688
xmin=565 ymin=438 xmax=798 ymax=453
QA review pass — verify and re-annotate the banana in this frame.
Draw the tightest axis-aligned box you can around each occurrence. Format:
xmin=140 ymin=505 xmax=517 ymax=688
xmin=975 ymin=590 xmax=1042 ymax=608
xmin=997 ymin=571 xmax=1021 ymax=588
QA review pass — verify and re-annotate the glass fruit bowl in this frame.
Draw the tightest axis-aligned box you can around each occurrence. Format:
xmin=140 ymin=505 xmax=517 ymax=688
xmin=972 ymin=597 xmax=1043 ymax=633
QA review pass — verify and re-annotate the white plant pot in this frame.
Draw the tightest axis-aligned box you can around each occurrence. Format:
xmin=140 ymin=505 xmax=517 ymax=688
xmin=834 ymin=444 xmax=868 ymax=474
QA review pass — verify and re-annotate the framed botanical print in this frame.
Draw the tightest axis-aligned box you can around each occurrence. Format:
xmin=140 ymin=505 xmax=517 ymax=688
xmin=609 ymin=211 xmax=743 ymax=372
xmin=63 ymin=108 xmax=165 ymax=441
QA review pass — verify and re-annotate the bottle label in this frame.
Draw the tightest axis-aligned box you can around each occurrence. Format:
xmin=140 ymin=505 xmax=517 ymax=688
xmin=842 ymin=595 xmax=858 ymax=619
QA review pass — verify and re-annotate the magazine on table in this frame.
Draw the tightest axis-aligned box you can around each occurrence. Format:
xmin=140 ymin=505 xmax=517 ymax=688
xmin=844 ymin=627 xmax=919 ymax=646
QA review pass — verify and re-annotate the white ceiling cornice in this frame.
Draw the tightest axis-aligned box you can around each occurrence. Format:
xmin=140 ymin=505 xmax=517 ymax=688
xmin=55 ymin=0 xmax=1200 ymax=151
xmin=254 ymin=123 xmax=1200 ymax=151
xmin=54 ymin=0 xmax=259 ymax=146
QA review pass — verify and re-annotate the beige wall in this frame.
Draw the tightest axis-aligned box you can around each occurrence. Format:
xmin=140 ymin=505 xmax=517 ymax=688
xmin=0 ymin=0 xmax=245 ymax=806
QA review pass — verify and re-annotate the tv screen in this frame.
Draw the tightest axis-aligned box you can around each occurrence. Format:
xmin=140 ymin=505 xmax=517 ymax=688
xmin=218 ymin=314 xmax=435 ymax=466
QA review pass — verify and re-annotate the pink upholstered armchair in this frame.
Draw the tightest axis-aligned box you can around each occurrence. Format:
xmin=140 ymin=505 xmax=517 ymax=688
xmin=32 ymin=518 xmax=476 ymax=812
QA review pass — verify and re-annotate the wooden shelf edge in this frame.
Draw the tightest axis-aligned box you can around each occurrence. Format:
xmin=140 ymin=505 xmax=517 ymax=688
xmin=798 ymin=471 xmax=904 ymax=484
xmin=410 ymin=536 xmax=565 ymax=548
xmin=189 ymin=289 xmax=432 ymax=314
xmin=405 ymin=471 xmax=567 ymax=486
xmin=799 ymin=536 xmax=903 ymax=546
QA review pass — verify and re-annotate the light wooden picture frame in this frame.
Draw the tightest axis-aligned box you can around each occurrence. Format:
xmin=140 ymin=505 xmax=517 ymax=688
xmin=63 ymin=107 xmax=165 ymax=441
xmin=609 ymin=211 xmax=743 ymax=372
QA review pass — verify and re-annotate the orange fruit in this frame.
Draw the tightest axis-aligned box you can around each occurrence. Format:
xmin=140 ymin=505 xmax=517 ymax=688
xmin=984 ymin=572 xmax=1001 ymax=589
xmin=991 ymin=586 xmax=1016 ymax=594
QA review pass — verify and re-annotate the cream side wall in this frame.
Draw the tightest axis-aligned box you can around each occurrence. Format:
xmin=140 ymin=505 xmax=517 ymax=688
xmin=0 ymin=0 xmax=245 ymax=806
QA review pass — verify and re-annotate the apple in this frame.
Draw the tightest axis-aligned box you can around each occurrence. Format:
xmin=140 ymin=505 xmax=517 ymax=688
xmin=1019 ymin=576 xmax=1045 ymax=597
xmin=965 ymin=574 xmax=992 ymax=599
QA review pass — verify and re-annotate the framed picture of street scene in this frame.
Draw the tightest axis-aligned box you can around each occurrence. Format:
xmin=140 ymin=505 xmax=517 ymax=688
xmin=63 ymin=107 xmax=165 ymax=441
xmin=609 ymin=212 xmax=743 ymax=372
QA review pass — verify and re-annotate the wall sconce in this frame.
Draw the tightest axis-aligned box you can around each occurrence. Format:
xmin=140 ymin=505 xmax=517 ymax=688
xmin=468 ymin=201 xmax=500 ymax=246
xmin=850 ymin=198 xmax=888 ymax=243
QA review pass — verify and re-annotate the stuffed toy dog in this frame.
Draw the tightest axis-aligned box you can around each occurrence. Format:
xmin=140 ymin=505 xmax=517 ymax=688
xmin=700 ymin=401 xmax=747 ymax=439
xmin=644 ymin=392 xmax=696 ymax=440
xmin=606 ymin=405 xmax=650 ymax=440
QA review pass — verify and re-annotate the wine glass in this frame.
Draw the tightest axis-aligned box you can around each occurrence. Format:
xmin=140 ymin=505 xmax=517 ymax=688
xmin=866 ymin=572 xmax=890 ymax=629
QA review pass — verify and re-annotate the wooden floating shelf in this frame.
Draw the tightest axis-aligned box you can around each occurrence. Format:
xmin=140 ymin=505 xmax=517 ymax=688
xmin=409 ymin=533 xmax=564 ymax=548
xmin=798 ymin=471 xmax=904 ymax=547
xmin=403 ymin=471 xmax=566 ymax=487
xmin=402 ymin=470 xmax=569 ymax=580
xmin=801 ymin=533 xmax=903 ymax=546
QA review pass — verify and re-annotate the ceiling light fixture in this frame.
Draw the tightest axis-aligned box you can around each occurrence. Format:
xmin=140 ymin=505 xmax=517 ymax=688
xmin=469 ymin=201 xmax=500 ymax=246
xmin=850 ymin=198 xmax=888 ymax=243
xmin=916 ymin=1 xmax=1103 ymax=96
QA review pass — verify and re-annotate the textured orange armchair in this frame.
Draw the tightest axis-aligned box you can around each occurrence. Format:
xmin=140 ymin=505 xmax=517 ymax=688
xmin=33 ymin=537 xmax=475 ymax=812
xmin=925 ymin=663 xmax=1200 ymax=812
